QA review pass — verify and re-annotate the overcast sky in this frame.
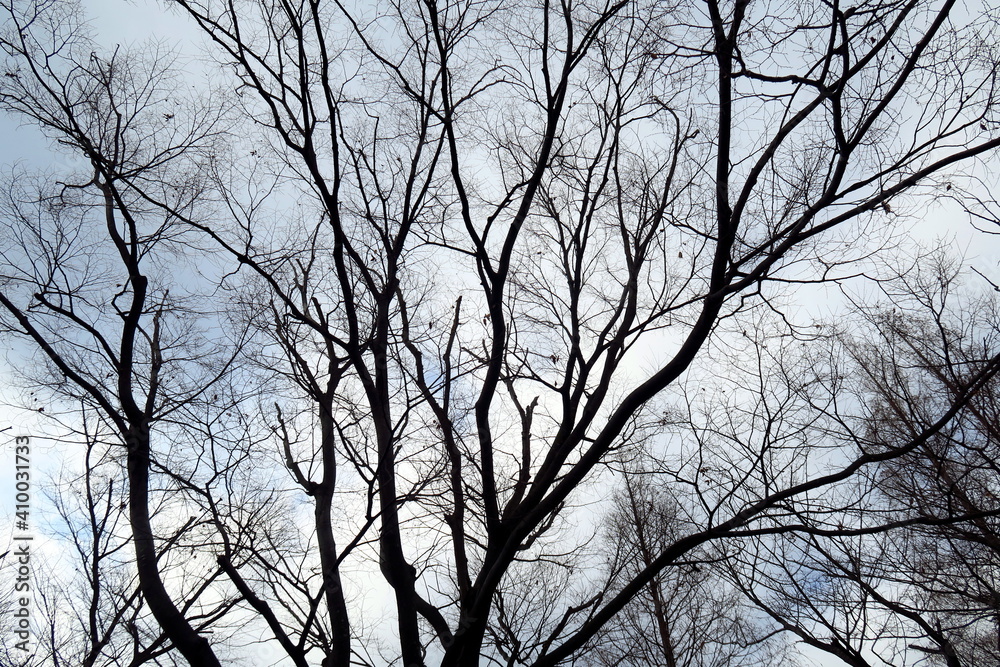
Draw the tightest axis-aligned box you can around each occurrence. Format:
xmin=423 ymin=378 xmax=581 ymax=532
xmin=2 ymin=3 xmax=999 ymax=665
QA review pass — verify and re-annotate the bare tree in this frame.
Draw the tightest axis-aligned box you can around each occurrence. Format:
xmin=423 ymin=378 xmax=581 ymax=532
xmin=588 ymin=467 xmax=788 ymax=667
xmin=0 ymin=3 xmax=247 ymax=664
xmin=44 ymin=413 xmax=173 ymax=667
xmin=725 ymin=250 xmax=1000 ymax=667
xmin=3 ymin=0 xmax=1000 ymax=666
xmin=1 ymin=411 xmax=173 ymax=667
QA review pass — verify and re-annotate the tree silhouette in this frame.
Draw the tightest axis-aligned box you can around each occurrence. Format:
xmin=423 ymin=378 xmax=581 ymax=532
xmin=2 ymin=0 xmax=1000 ymax=665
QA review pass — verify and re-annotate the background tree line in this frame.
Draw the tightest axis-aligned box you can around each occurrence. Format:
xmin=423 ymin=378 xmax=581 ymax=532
xmin=2 ymin=0 xmax=1000 ymax=665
